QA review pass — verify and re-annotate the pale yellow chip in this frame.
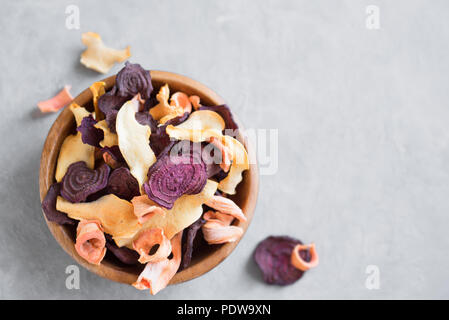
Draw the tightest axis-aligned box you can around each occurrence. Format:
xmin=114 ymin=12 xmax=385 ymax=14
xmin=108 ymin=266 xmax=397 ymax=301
xmin=165 ymin=110 xmax=225 ymax=142
xmin=69 ymin=103 xmax=90 ymax=127
xmin=89 ymin=81 xmax=106 ymax=120
xmin=94 ymin=120 xmax=118 ymax=147
xmin=116 ymin=97 xmax=156 ymax=190
xmin=56 ymin=194 xmax=140 ymax=240
xmin=55 ymin=104 xmax=95 ymax=182
xmin=80 ymin=32 xmax=131 ymax=74
xmin=56 ymin=180 xmax=218 ymax=247
xmin=115 ymin=179 xmax=218 ymax=248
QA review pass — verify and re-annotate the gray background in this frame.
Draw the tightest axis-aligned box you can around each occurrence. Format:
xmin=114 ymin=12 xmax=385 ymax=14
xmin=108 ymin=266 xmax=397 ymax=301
xmin=0 ymin=0 xmax=448 ymax=299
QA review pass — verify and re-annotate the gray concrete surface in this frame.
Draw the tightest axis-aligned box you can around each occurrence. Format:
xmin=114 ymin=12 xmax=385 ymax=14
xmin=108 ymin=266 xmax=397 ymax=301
xmin=0 ymin=0 xmax=448 ymax=299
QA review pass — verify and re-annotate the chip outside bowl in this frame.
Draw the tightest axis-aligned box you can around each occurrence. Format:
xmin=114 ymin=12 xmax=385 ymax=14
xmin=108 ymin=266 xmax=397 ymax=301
xmin=39 ymin=70 xmax=259 ymax=288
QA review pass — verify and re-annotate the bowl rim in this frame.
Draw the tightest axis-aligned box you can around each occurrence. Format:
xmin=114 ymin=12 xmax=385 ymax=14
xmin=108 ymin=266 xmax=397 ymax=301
xmin=39 ymin=70 xmax=259 ymax=287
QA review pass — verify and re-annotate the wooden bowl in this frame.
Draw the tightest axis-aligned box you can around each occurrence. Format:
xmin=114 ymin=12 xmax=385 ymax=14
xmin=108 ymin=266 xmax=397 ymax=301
xmin=39 ymin=70 xmax=259 ymax=287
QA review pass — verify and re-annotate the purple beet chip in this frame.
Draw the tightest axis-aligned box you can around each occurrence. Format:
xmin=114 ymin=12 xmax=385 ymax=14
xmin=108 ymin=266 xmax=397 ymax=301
xmin=181 ymin=217 xmax=206 ymax=270
xmin=60 ymin=162 xmax=110 ymax=203
xmin=77 ymin=115 xmax=104 ymax=148
xmin=114 ymin=62 xmax=153 ymax=99
xmin=98 ymin=94 xmax=128 ymax=133
xmin=143 ymin=147 xmax=207 ymax=209
xmin=149 ymin=112 xmax=189 ymax=156
xmin=253 ymin=236 xmax=311 ymax=286
xmin=41 ymin=183 xmax=76 ymax=225
xmin=106 ymin=167 xmax=140 ymax=201
xmin=101 ymin=145 xmax=126 ymax=166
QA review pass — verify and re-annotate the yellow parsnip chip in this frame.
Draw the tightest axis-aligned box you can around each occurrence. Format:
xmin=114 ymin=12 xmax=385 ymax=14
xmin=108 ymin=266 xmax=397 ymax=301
xmin=80 ymin=32 xmax=131 ymax=74
xmin=94 ymin=120 xmax=118 ymax=147
xmin=56 ymin=194 xmax=140 ymax=240
xmin=114 ymin=179 xmax=218 ymax=247
xmin=165 ymin=110 xmax=225 ymax=142
xmin=116 ymin=97 xmax=156 ymax=190
xmin=55 ymin=104 xmax=95 ymax=181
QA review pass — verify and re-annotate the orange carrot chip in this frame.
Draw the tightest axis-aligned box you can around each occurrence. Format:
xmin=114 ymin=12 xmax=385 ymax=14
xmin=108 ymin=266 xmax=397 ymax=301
xmin=37 ymin=86 xmax=73 ymax=113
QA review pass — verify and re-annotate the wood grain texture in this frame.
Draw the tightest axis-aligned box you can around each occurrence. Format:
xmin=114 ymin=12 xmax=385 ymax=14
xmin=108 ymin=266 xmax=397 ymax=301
xmin=39 ymin=71 xmax=259 ymax=286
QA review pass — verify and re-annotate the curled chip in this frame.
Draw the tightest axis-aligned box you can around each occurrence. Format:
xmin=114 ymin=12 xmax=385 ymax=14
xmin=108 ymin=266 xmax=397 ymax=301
xmin=75 ymin=220 xmax=106 ymax=265
xmin=101 ymin=145 xmax=126 ymax=168
xmin=77 ymin=115 xmax=104 ymax=148
xmin=106 ymin=167 xmax=140 ymax=201
xmin=80 ymin=32 xmax=130 ymax=74
xmin=143 ymin=149 xmax=207 ymax=209
xmin=131 ymin=195 xmax=165 ymax=224
xmin=133 ymin=231 xmax=183 ymax=295
xmin=114 ymin=62 xmax=153 ymax=99
xmin=37 ymin=86 xmax=73 ymax=113
xmin=201 ymin=210 xmax=243 ymax=245
xmin=89 ymin=81 xmax=106 ymax=120
xmin=149 ymin=84 xmax=184 ymax=121
xmin=116 ymin=97 xmax=156 ymax=190
xmin=61 ymin=161 xmax=110 ymax=203
xmin=55 ymin=104 xmax=95 ymax=182
xmin=133 ymin=228 xmax=172 ymax=264
xmin=41 ymin=183 xmax=75 ymax=225
xmin=253 ymin=236 xmax=311 ymax=286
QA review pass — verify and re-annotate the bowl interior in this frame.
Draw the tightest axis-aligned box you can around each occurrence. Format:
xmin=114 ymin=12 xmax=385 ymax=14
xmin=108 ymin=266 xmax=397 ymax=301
xmin=39 ymin=70 xmax=259 ymax=286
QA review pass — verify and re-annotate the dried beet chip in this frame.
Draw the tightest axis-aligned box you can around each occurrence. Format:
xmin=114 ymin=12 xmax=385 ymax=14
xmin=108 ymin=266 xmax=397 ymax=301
xmin=41 ymin=183 xmax=76 ymax=225
xmin=77 ymin=115 xmax=104 ymax=148
xmin=253 ymin=236 xmax=311 ymax=286
xmin=106 ymin=167 xmax=140 ymax=201
xmin=105 ymin=234 xmax=139 ymax=265
xmin=181 ymin=217 xmax=206 ymax=270
xmin=60 ymin=162 xmax=110 ymax=203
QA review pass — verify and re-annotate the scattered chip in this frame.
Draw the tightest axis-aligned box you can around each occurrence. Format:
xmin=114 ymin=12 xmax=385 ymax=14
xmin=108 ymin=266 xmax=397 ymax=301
xmin=80 ymin=32 xmax=131 ymax=74
xmin=37 ymin=86 xmax=73 ymax=113
xmin=116 ymin=97 xmax=156 ymax=190
xmin=253 ymin=236 xmax=311 ymax=286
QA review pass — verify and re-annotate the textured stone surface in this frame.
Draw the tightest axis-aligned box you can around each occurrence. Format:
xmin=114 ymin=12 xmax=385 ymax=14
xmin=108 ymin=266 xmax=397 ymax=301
xmin=1 ymin=0 xmax=448 ymax=299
